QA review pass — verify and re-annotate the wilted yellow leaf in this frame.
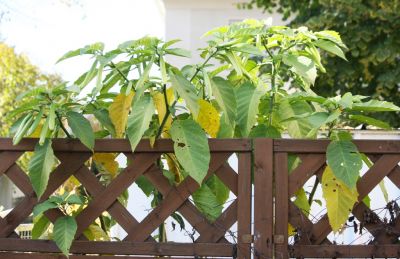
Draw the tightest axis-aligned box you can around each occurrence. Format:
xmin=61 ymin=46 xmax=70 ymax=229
xmin=153 ymin=88 xmax=174 ymax=135
xmin=83 ymin=224 xmax=110 ymax=241
xmin=93 ymin=153 xmax=119 ymax=179
xmin=322 ymin=166 xmax=358 ymax=232
xmin=109 ymin=92 xmax=134 ymax=137
xmin=196 ymin=99 xmax=220 ymax=138
xmin=166 ymin=153 xmax=183 ymax=184
xmin=289 ymin=188 xmax=310 ymax=236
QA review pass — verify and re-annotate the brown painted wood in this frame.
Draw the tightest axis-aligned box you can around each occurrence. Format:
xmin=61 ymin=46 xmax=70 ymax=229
xmin=290 ymin=244 xmax=400 ymax=257
xmin=73 ymin=166 xmax=154 ymax=242
xmin=274 ymin=152 xmax=289 ymax=259
xmin=0 ymin=152 xmax=23 ymax=176
xmin=124 ymin=153 xmax=231 ymax=242
xmin=0 ymin=138 xmax=252 ymax=152
xmin=288 ymin=154 xmax=326 ymax=197
xmin=75 ymin=153 xmax=159 ymax=238
xmin=143 ymin=164 xmax=234 ymax=243
xmin=0 ymin=239 xmax=235 ymax=256
xmin=253 ymin=139 xmax=273 ymax=258
xmin=274 ymin=139 xmax=400 ymax=153
xmin=237 ymin=152 xmax=252 ymax=259
xmin=0 ymin=253 xmax=229 ymax=259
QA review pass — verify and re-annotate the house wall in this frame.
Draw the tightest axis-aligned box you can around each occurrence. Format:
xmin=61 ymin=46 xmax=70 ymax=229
xmin=163 ymin=0 xmax=286 ymax=67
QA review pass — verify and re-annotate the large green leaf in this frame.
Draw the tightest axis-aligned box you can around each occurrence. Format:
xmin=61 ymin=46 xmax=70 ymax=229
xmin=170 ymin=119 xmax=210 ymax=185
xmin=206 ymin=175 xmax=230 ymax=205
xmin=327 ymin=140 xmax=363 ymax=188
xmin=53 ymin=216 xmax=77 ymax=257
xmin=169 ymin=72 xmax=200 ymax=116
xmin=249 ymin=124 xmax=281 ymax=138
xmin=32 ymin=215 xmax=50 ymax=239
xmin=211 ymin=77 xmax=237 ymax=127
xmin=278 ymin=99 xmax=314 ymax=138
xmin=314 ymin=39 xmax=347 ymax=60
xmin=93 ymin=108 xmax=116 ymax=136
xmin=29 ymin=139 xmax=56 ymax=198
xmin=126 ymin=93 xmax=155 ymax=151
xmin=349 ymin=114 xmax=391 ymax=129
xmin=56 ymin=42 xmax=104 ymax=63
xmin=235 ymin=82 xmax=265 ymax=136
xmin=66 ymin=111 xmax=95 ymax=150
xmin=352 ymin=100 xmax=400 ymax=112
xmin=192 ymin=183 xmax=223 ymax=222
xmin=33 ymin=200 xmax=59 ymax=216
xmin=282 ymin=54 xmax=317 ymax=85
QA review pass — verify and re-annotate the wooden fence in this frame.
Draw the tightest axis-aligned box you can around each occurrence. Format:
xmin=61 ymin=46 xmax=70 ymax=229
xmin=0 ymin=138 xmax=399 ymax=258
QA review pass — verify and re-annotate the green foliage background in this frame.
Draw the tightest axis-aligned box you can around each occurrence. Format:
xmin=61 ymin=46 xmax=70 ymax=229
xmin=240 ymin=0 xmax=400 ymax=127
xmin=0 ymin=43 xmax=61 ymax=136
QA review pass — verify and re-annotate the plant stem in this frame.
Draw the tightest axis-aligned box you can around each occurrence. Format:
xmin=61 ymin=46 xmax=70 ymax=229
xmin=308 ymin=177 xmax=319 ymax=205
xmin=56 ymin=111 xmax=72 ymax=138
xmin=109 ymin=61 xmax=130 ymax=85
xmin=155 ymin=50 xmax=218 ymax=139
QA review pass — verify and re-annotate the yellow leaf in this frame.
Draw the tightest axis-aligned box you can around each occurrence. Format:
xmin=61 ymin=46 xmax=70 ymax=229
xmin=322 ymin=166 xmax=358 ymax=232
xmin=58 ymin=176 xmax=80 ymax=195
xmin=288 ymin=223 xmax=296 ymax=236
xmin=153 ymin=88 xmax=174 ymax=135
xmin=196 ymin=99 xmax=220 ymax=138
xmin=166 ymin=153 xmax=183 ymax=184
xmin=109 ymin=92 xmax=134 ymax=137
xmin=29 ymin=123 xmax=43 ymax=138
xmin=93 ymin=153 xmax=119 ymax=179
xmin=83 ymin=224 xmax=110 ymax=241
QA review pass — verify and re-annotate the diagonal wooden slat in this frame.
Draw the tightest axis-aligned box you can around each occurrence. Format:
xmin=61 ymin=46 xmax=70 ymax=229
xmin=0 ymin=152 xmax=91 ymax=238
xmin=74 ymin=153 xmax=160 ymax=237
xmin=124 ymin=152 xmax=232 ymax=242
xmin=0 ymin=152 xmax=23 ymax=176
xmin=143 ymin=163 xmax=236 ymax=243
xmin=73 ymin=165 xmax=155 ymax=242
xmin=289 ymin=154 xmax=326 ymax=197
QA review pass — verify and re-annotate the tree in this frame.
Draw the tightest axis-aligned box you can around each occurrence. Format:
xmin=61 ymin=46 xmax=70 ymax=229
xmin=0 ymin=42 xmax=61 ymax=136
xmin=240 ymin=0 xmax=400 ymax=127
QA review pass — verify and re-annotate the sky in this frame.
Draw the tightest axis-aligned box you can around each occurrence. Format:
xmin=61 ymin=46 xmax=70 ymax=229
xmin=0 ymin=0 xmax=165 ymax=82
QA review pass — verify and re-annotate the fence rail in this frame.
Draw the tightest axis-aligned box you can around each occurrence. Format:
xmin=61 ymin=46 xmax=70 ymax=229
xmin=0 ymin=138 xmax=399 ymax=258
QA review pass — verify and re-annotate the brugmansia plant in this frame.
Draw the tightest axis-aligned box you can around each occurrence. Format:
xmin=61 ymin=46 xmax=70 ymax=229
xmin=9 ymin=19 xmax=400 ymax=256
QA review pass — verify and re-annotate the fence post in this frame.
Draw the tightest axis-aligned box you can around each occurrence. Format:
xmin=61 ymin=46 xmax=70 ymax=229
xmin=274 ymin=152 xmax=289 ymax=259
xmin=237 ymin=151 xmax=252 ymax=259
xmin=254 ymin=139 xmax=274 ymax=258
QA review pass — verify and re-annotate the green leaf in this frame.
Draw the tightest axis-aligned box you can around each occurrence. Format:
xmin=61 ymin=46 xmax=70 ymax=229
xmin=293 ymin=188 xmax=310 ymax=216
xmin=192 ymin=183 xmax=223 ymax=222
xmin=48 ymin=104 xmax=56 ymax=130
xmin=13 ymin=113 xmax=33 ymax=145
xmin=57 ymin=42 xmax=104 ymax=63
xmin=235 ymin=82 xmax=265 ymax=136
xmin=32 ymin=214 xmax=51 ymax=239
xmin=134 ymin=57 xmax=154 ymax=100
xmin=211 ymin=77 xmax=237 ymax=126
xmin=27 ymin=109 xmax=44 ymax=136
xmin=217 ymin=113 xmax=234 ymax=138
xmin=231 ymin=43 xmax=263 ymax=56
xmin=169 ymin=72 xmax=200 ymax=116
xmin=66 ymin=111 xmax=95 ymax=150
xmin=206 ymin=175 xmax=229 ymax=205
xmin=278 ymin=99 xmax=314 ymax=138
xmin=314 ymin=39 xmax=347 ymax=60
xmin=126 ymin=93 xmax=155 ymax=151
xmin=165 ymin=48 xmax=191 ymax=58
xmin=53 ymin=216 xmax=77 ymax=257
xmin=282 ymin=54 xmax=317 ymax=85
xmin=249 ymin=124 xmax=281 ymax=138
xmin=33 ymin=200 xmax=59 ymax=216
xmin=327 ymin=140 xmax=363 ymax=188
xmin=93 ymin=108 xmax=116 ymax=136
xmin=349 ymin=115 xmax=391 ymax=129
xmin=352 ymin=100 xmax=400 ymax=112
xmin=29 ymin=139 xmax=56 ymax=198
xmin=170 ymin=119 xmax=210 ymax=185
xmin=135 ymin=176 xmax=155 ymax=197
